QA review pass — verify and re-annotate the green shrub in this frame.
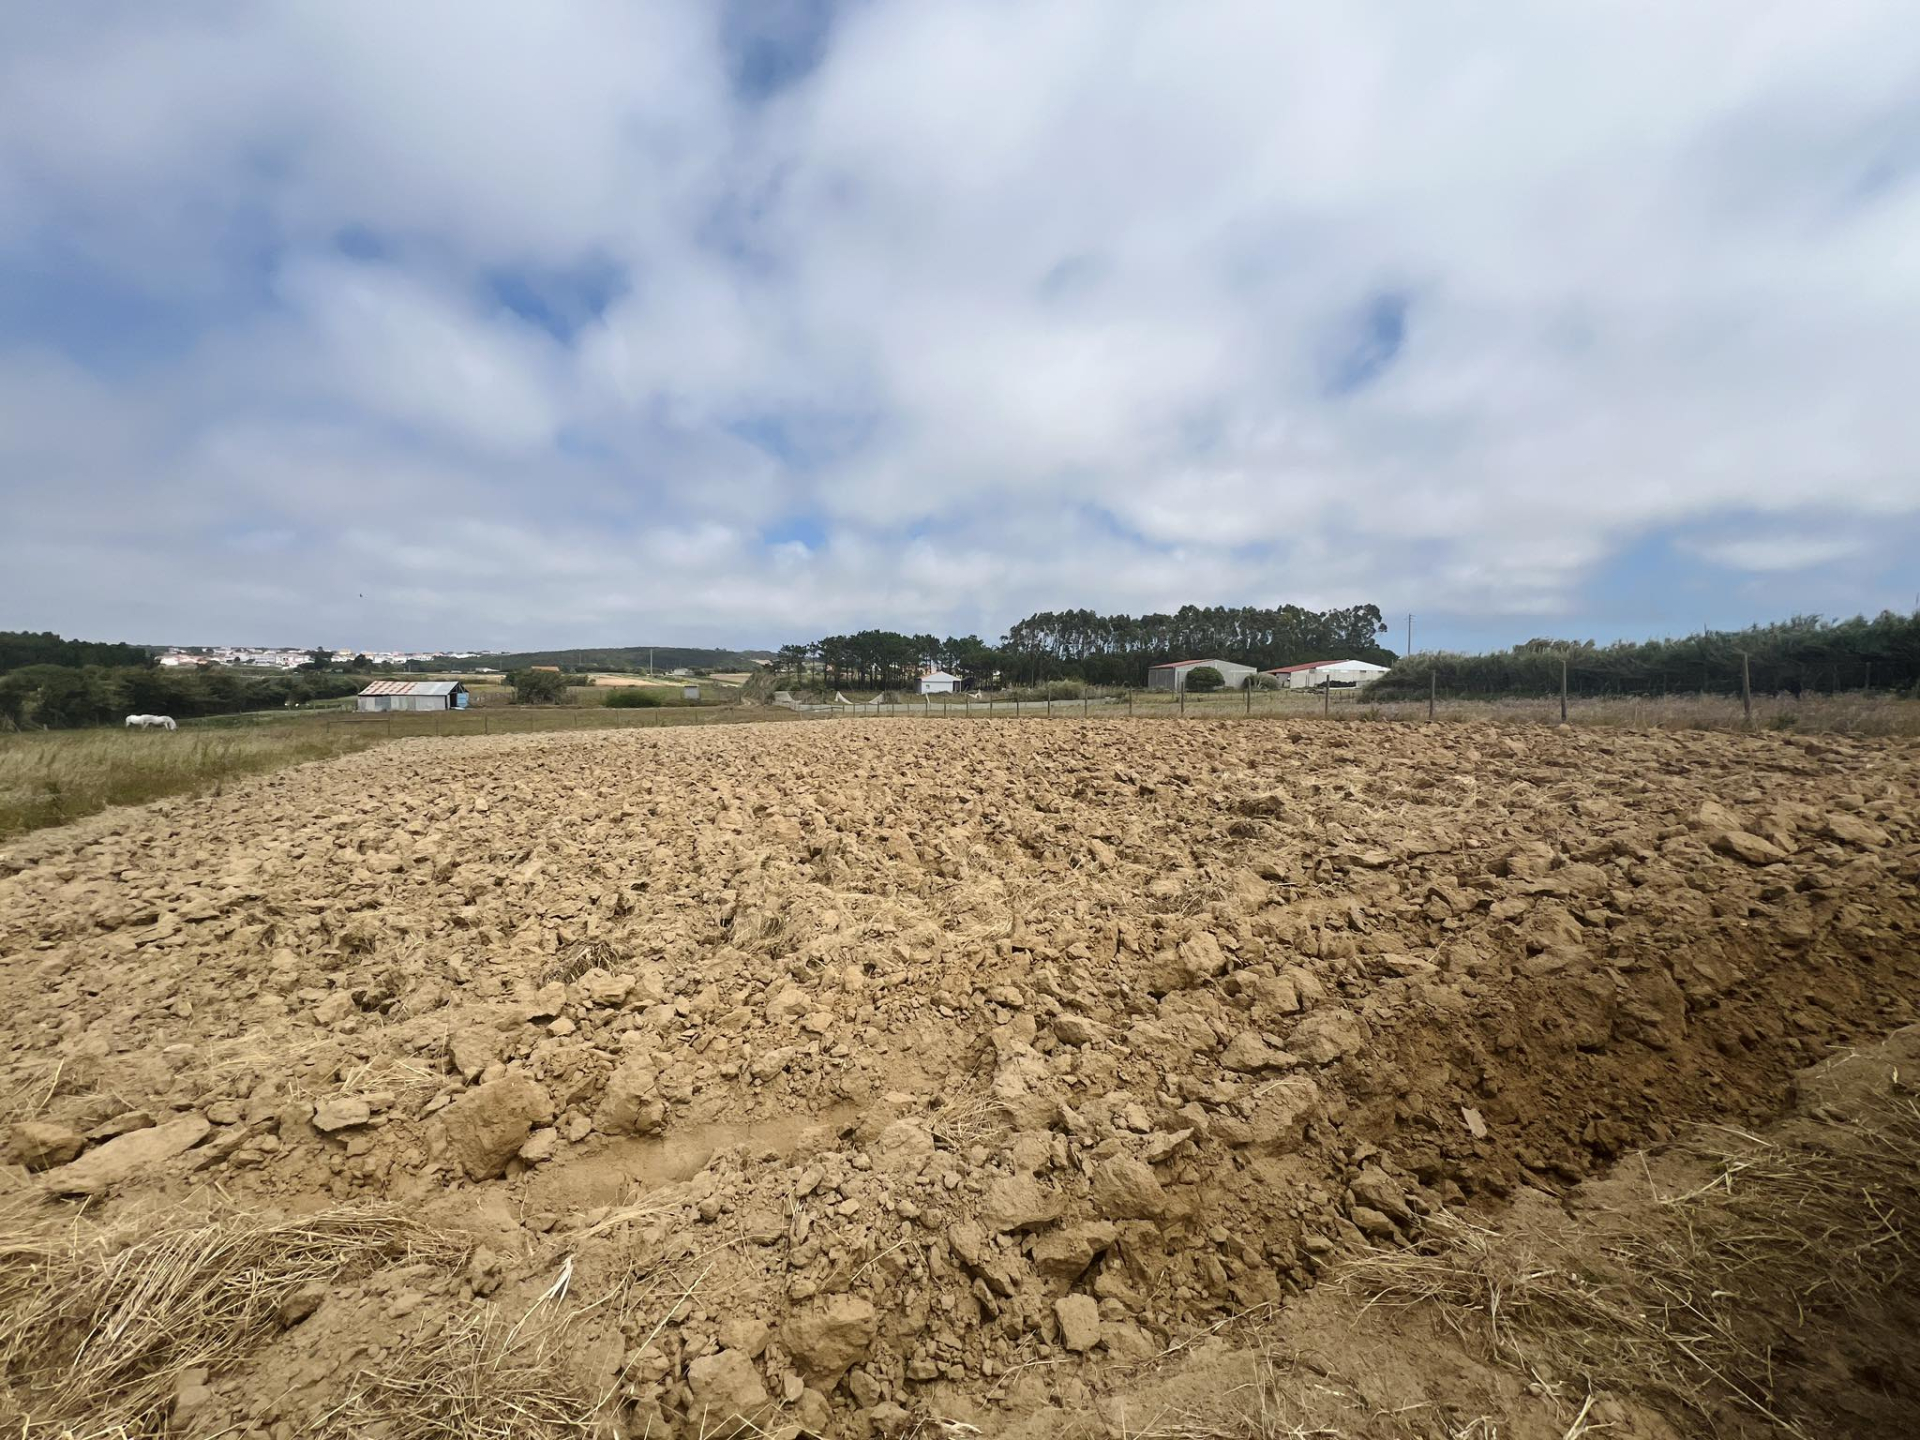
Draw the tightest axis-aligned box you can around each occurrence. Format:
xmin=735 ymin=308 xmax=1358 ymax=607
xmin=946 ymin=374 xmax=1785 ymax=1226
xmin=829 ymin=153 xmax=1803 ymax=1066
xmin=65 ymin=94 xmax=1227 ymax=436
xmin=603 ymin=687 xmax=664 ymax=708
xmin=508 ymin=669 xmax=571 ymax=705
xmin=1184 ymin=666 xmax=1225 ymax=693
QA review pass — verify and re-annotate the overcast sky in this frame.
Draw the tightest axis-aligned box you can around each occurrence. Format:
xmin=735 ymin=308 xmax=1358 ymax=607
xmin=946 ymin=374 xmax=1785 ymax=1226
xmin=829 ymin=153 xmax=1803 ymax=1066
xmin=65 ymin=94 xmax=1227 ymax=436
xmin=4 ymin=2 xmax=1918 ymax=654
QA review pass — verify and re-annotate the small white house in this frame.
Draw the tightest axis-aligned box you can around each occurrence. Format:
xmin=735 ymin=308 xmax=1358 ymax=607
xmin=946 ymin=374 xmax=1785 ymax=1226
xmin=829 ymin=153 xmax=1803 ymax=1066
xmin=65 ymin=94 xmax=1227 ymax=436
xmin=1262 ymin=660 xmax=1390 ymax=690
xmin=919 ymin=670 xmax=960 ymax=695
xmin=1146 ymin=658 xmax=1256 ymax=692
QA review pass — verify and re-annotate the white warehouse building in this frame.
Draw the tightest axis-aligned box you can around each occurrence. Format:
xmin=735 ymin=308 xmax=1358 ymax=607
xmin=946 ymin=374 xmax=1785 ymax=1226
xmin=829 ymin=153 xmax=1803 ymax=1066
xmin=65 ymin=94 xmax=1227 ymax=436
xmin=919 ymin=670 xmax=960 ymax=695
xmin=1146 ymin=658 xmax=1257 ymax=692
xmin=1262 ymin=660 xmax=1390 ymax=689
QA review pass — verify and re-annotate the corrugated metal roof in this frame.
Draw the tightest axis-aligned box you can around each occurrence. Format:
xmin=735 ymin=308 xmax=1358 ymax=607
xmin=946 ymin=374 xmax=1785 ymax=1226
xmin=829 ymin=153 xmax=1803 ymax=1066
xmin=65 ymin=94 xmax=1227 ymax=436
xmin=1149 ymin=658 xmax=1239 ymax=669
xmin=357 ymin=681 xmax=462 ymax=696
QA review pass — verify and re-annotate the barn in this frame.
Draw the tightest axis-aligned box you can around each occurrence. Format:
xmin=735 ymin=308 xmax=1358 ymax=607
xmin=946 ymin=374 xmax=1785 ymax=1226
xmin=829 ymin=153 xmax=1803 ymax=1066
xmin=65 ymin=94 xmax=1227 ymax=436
xmin=1146 ymin=658 xmax=1256 ymax=692
xmin=355 ymin=680 xmax=468 ymax=712
xmin=1262 ymin=660 xmax=1390 ymax=690
xmin=919 ymin=670 xmax=959 ymax=695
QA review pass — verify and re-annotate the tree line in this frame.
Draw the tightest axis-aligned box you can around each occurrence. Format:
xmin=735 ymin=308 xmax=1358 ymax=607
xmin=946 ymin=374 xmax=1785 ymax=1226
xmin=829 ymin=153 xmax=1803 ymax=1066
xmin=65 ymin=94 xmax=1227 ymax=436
xmin=0 ymin=665 xmax=364 ymax=730
xmin=0 ymin=631 xmax=151 ymax=672
xmin=1370 ymin=612 xmax=1920 ymax=701
xmin=774 ymin=603 xmax=1396 ymax=689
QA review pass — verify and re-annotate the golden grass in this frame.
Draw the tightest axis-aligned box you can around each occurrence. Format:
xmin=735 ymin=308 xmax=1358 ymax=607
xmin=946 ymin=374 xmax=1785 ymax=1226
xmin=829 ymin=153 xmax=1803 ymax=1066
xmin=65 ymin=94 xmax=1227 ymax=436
xmin=1126 ymin=687 xmax=1920 ymax=735
xmin=314 ymin=1306 xmax=598 ymax=1440
xmin=0 ymin=1202 xmax=466 ymax=1435
xmin=0 ymin=726 xmax=378 ymax=839
xmin=0 ymin=706 xmax=808 ymax=841
xmin=1344 ymin=1094 xmax=1920 ymax=1438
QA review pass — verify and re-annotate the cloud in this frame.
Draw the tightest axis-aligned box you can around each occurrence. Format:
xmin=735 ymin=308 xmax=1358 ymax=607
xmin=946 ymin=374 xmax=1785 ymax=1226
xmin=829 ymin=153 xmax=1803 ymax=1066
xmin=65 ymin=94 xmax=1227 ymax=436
xmin=2 ymin=1 xmax=1918 ymax=650
xmin=1681 ymin=532 xmax=1870 ymax=573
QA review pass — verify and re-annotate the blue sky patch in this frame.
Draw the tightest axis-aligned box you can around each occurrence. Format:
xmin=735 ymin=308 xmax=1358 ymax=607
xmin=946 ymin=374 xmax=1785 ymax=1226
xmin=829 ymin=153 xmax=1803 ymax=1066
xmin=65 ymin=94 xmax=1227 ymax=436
xmin=484 ymin=257 xmax=626 ymax=343
xmin=1324 ymin=291 xmax=1409 ymax=395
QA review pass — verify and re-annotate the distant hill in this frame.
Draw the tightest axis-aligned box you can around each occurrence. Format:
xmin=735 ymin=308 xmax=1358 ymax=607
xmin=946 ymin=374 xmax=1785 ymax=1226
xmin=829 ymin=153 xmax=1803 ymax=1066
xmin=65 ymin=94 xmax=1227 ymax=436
xmin=484 ymin=646 xmax=757 ymax=674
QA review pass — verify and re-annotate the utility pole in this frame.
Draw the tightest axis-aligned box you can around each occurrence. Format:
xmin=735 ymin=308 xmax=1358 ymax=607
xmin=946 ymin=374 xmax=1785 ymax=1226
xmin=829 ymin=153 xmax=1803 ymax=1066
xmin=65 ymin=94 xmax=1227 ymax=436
xmin=1406 ymin=613 xmax=1413 ymax=657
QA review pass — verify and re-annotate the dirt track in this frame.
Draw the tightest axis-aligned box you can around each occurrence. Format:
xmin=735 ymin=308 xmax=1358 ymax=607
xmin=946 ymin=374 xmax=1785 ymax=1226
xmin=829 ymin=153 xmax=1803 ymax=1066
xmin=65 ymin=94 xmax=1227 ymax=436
xmin=2 ymin=717 xmax=1917 ymax=1437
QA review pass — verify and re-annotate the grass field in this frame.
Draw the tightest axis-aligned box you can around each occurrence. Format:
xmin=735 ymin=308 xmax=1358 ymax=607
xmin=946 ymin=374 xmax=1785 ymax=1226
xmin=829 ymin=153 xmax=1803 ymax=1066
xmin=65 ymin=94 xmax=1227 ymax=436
xmin=0 ymin=726 xmax=380 ymax=839
xmin=888 ymin=685 xmax=1920 ymax=735
xmin=0 ymin=705 xmax=800 ymax=840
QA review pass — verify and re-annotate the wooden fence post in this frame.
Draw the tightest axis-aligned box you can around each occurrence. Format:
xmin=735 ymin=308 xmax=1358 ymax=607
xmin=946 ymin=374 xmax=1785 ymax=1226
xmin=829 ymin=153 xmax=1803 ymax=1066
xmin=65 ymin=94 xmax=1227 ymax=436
xmin=1429 ymin=669 xmax=1436 ymax=723
xmin=1560 ymin=657 xmax=1568 ymax=724
xmin=1179 ymin=685 xmax=1185 ymax=717
xmin=1244 ymin=684 xmax=1251 ymax=715
xmin=1742 ymin=651 xmax=1752 ymax=722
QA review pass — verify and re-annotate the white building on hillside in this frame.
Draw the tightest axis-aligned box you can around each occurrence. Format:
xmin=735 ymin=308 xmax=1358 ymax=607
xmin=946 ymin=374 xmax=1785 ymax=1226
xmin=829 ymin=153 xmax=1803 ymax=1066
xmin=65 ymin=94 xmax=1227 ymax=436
xmin=919 ymin=670 xmax=959 ymax=694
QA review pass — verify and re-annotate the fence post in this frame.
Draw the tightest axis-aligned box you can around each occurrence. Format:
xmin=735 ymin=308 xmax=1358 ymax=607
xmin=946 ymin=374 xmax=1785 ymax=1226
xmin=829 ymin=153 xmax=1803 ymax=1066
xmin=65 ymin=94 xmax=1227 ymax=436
xmin=1742 ymin=651 xmax=1752 ymax=722
xmin=483 ymin=713 xmax=489 ymax=735
xmin=1428 ymin=669 xmax=1436 ymax=723
xmin=1244 ymin=684 xmax=1250 ymax=716
xmin=387 ymin=716 xmax=392 ymax=737
xmin=1083 ymin=689 xmax=1089 ymax=719
xmin=1560 ymin=657 xmax=1568 ymax=724
xmin=1047 ymin=696 xmax=1052 ymax=719
xmin=1128 ymin=691 xmax=1133 ymax=718
xmin=1179 ymin=685 xmax=1185 ymax=717
xmin=1322 ymin=682 xmax=1329 ymax=718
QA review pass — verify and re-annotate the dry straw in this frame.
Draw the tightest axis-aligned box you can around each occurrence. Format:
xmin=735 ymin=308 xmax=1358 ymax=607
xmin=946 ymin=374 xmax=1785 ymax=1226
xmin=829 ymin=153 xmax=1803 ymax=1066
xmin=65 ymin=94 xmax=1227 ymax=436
xmin=0 ymin=1202 xmax=464 ymax=1435
xmin=1344 ymin=1092 xmax=1920 ymax=1438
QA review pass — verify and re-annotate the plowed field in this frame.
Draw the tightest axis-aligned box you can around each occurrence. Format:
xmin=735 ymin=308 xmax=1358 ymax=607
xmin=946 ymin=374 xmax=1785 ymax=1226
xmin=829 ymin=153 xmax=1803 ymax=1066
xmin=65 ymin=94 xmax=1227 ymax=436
xmin=2 ymin=717 xmax=1916 ymax=1437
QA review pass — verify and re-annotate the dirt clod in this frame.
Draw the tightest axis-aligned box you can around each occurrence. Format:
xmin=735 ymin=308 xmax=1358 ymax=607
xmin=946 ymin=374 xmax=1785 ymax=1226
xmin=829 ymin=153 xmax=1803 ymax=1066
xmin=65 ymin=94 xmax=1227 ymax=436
xmin=435 ymin=1074 xmax=552 ymax=1179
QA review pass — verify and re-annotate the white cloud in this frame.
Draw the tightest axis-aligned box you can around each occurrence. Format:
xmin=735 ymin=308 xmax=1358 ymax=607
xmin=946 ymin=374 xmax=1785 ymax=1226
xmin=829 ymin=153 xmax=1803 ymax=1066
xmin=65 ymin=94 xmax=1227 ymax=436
xmin=2 ymin=1 xmax=1918 ymax=647
xmin=1682 ymin=532 xmax=1870 ymax=573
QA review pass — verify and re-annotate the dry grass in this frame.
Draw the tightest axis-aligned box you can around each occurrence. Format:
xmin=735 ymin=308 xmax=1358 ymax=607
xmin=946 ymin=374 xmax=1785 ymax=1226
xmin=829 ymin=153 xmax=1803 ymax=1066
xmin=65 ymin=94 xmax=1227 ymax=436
xmin=315 ymin=1305 xmax=598 ymax=1440
xmin=1345 ymin=691 xmax=1920 ymax=737
xmin=541 ymin=938 xmax=628 ymax=988
xmin=0 ymin=706 xmax=811 ymax=842
xmin=1345 ymin=1093 xmax=1920 ymax=1437
xmin=0 ymin=1202 xmax=465 ymax=1436
xmin=794 ymin=687 xmax=1920 ymax=737
xmin=0 ymin=725 xmax=378 ymax=839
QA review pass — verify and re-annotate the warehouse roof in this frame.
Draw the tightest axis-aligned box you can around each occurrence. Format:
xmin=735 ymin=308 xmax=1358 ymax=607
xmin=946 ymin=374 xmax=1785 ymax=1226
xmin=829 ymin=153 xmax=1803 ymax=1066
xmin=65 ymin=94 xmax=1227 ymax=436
xmin=1262 ymin=659 xmax=1390 ymax=675
xmin=1149 ymin=657 xmax=1244 ymax=669
xmin=356 ymin=681 xmax=463 ymax=696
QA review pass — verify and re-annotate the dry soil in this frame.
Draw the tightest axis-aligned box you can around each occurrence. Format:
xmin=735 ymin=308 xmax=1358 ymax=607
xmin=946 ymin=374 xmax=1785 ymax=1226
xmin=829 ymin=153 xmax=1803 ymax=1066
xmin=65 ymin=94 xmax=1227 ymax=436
xmin=1 ymin=717 xmax=1917 ymax=1437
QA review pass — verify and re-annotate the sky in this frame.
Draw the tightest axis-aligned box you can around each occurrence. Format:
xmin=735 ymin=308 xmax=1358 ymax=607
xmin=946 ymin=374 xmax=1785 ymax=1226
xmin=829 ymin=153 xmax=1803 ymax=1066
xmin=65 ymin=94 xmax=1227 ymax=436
xmin=3 ymin=1 xmax=1919 ymax=655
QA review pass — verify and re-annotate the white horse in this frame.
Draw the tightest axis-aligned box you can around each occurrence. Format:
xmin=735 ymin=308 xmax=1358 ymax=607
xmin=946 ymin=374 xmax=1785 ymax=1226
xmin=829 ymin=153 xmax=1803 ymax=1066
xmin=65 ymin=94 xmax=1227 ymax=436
xmin=124 ymin=715 xmax=177 ymax=731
